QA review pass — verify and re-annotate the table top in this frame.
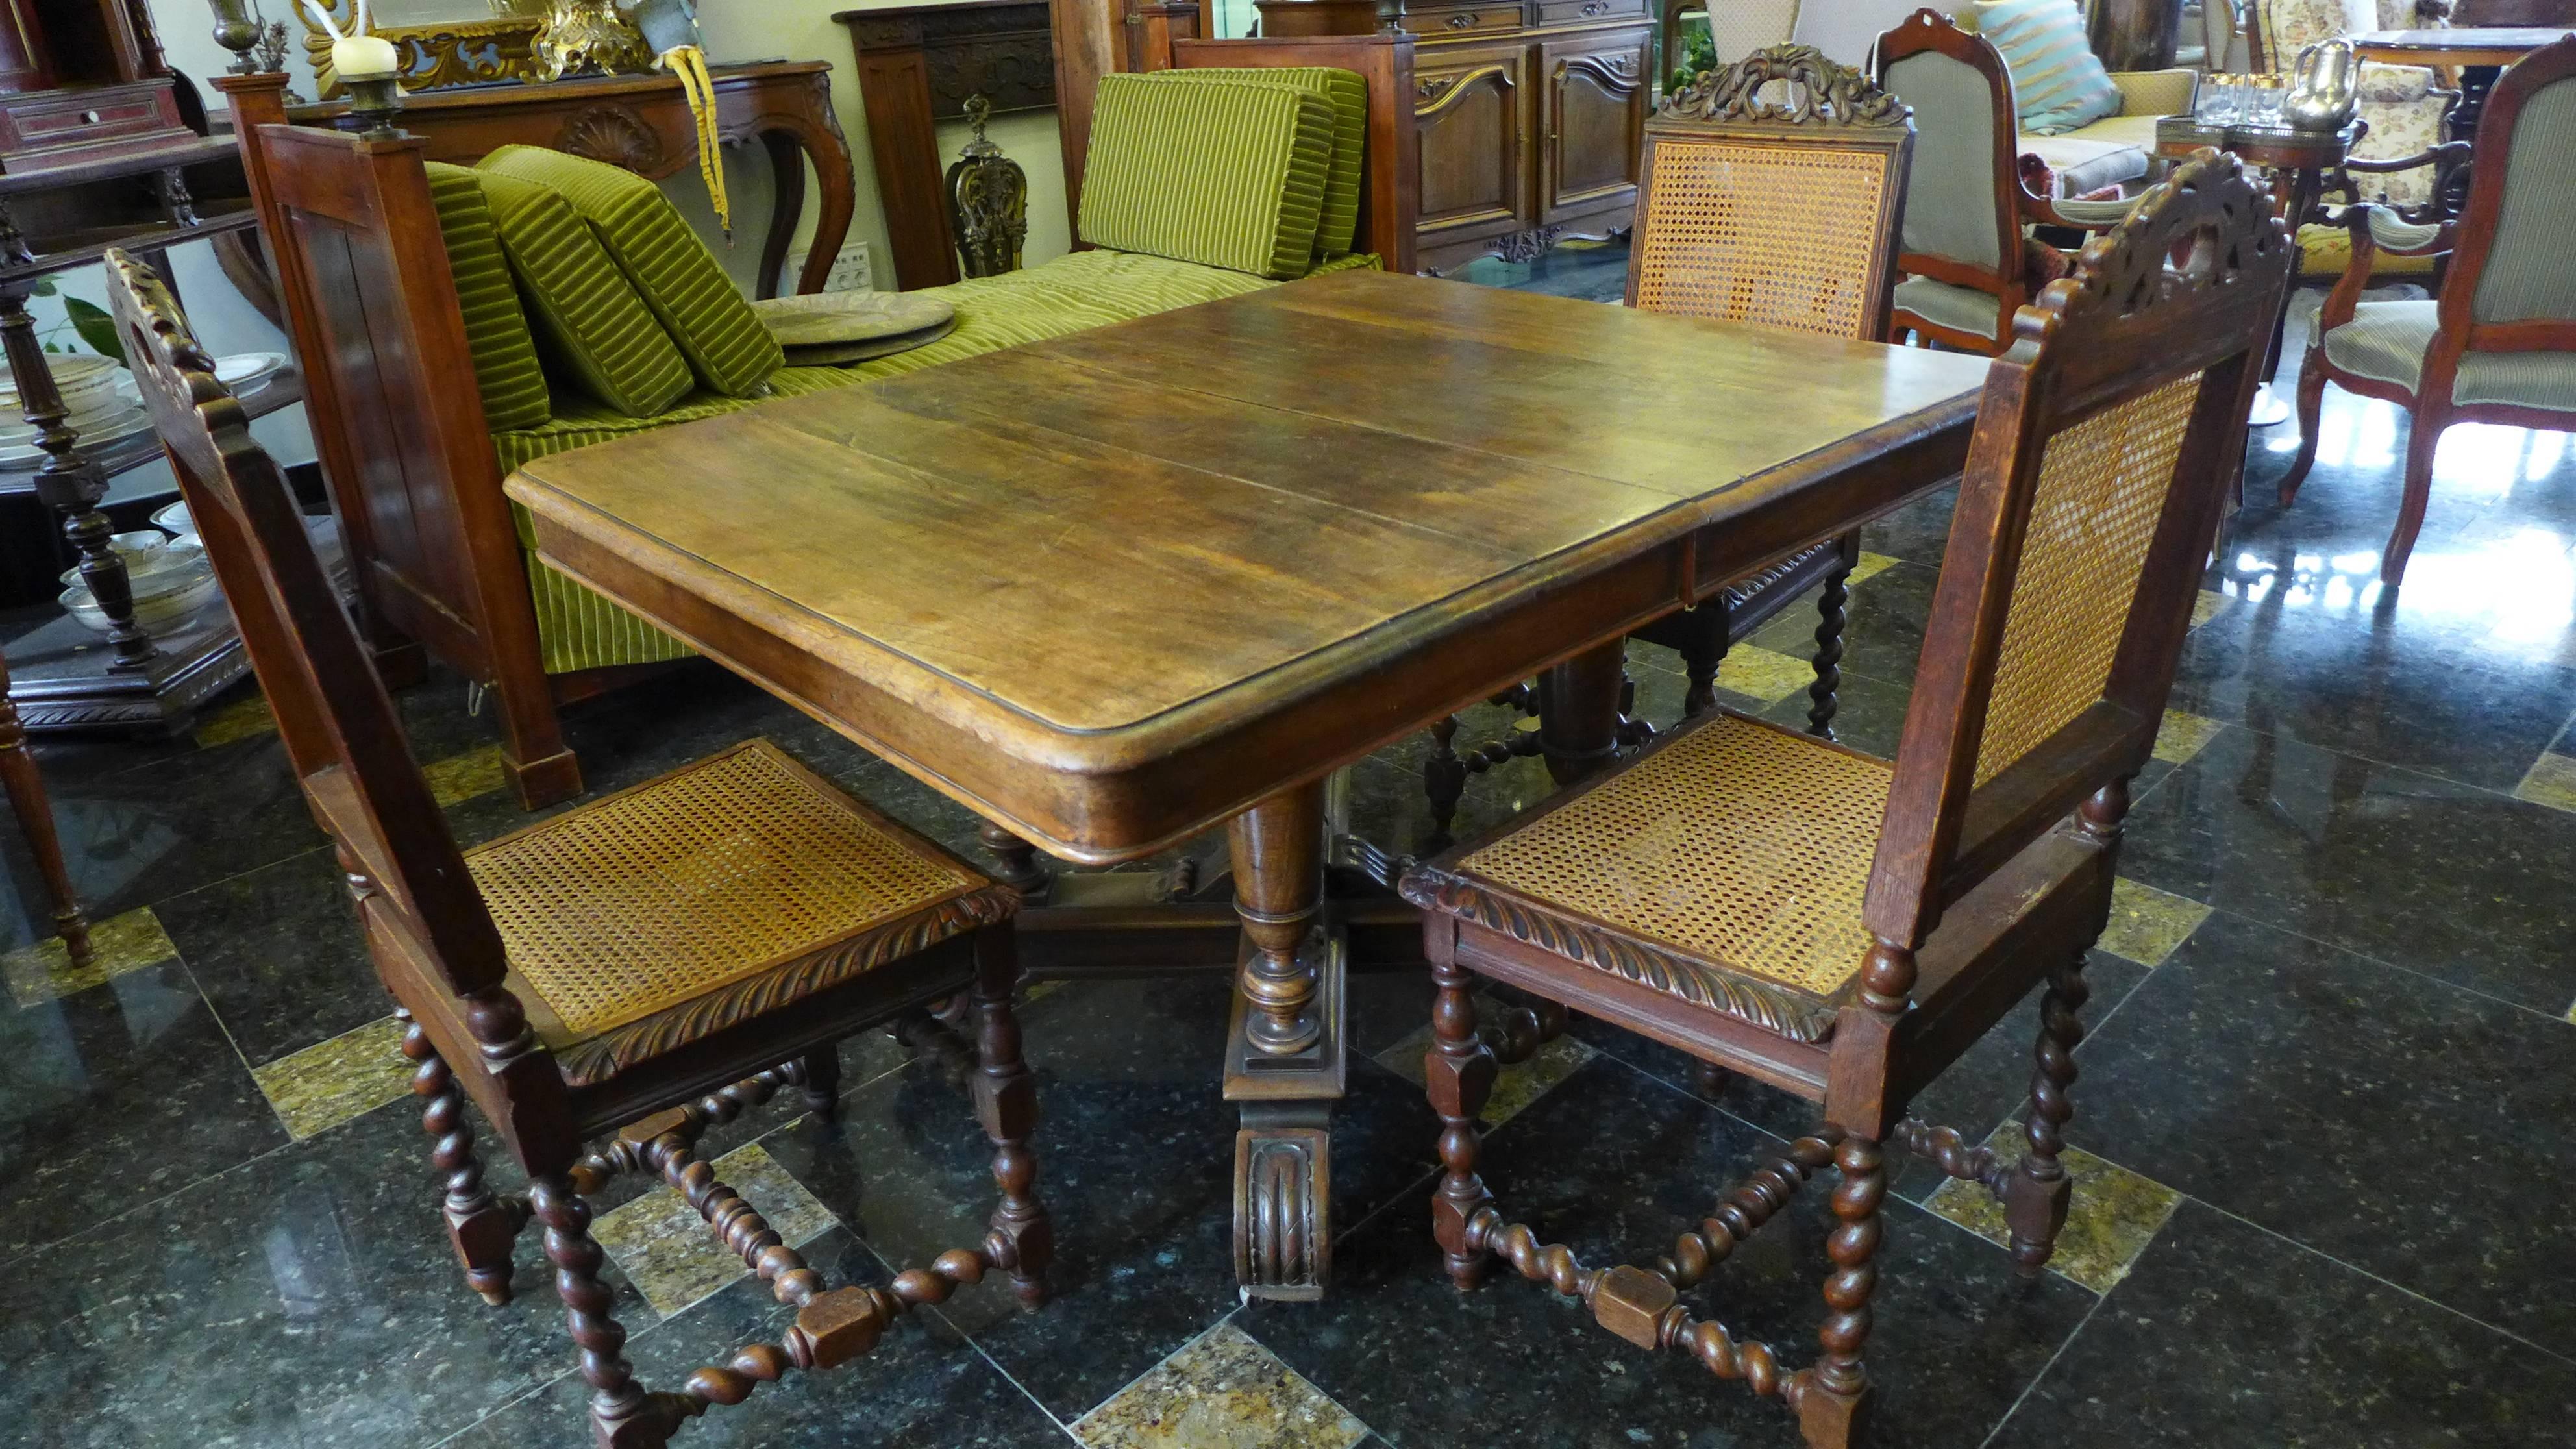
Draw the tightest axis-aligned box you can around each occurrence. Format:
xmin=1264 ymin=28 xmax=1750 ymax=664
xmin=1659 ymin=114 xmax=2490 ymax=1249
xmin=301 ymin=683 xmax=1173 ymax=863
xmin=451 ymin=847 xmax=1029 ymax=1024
xmin=2353 ymin=26 xmax=2573 ymax=63
xmin=2155 ymin=116 xmax=2357 ymax=165
xmin=507 ymin=270 xmax=1987 ymax=861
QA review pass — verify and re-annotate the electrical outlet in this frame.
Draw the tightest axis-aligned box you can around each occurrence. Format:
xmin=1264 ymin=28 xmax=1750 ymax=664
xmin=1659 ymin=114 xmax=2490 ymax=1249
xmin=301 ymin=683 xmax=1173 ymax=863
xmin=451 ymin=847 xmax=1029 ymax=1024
xmin=793 ymin=242 xmax=874 ymax=293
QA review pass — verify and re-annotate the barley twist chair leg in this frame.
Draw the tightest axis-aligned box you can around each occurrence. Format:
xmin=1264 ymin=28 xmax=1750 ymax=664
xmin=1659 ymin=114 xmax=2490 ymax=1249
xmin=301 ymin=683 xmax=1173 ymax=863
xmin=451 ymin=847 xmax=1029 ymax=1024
xmin=399 ymin=1008 xmax=522 ymax=1305
xmin=1423 ymin=715 xmax=1467 ymax=850
xmin=530 ymin=1174 xmax=669 ymax=1449
xmin=2007 ymin=948 xmax=2089 ymax=1273
xmin=1424 ymin=956 xmax=1499 ymax=1289
xmin=972 ymin=933 xmax=1052 ymax=1306
xmin=1806 ymin=539 xmax=1858 ymax=741
xmin=799 ymin=1041 xmax=843 ymax=1122
xmin=1792 ymin=1133 xmax=1882 ymax=1449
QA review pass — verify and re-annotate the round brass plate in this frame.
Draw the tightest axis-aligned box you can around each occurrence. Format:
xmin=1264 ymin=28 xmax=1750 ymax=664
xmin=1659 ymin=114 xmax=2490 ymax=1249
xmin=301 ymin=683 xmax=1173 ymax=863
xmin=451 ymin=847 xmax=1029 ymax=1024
xmin=753 ymin=290 xmax=958 ymax=347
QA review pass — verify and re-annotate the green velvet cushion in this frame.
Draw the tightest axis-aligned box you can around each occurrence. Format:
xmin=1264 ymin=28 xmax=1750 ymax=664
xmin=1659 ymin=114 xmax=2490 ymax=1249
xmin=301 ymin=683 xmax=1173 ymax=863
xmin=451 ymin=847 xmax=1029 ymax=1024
xmin=423 ymin=162 xmax=551 ymax=431
xmin=478 ymin=145 xmax=783 ymax=398
xmin=477 ymin=167 xmax=694 ymax=419
xmin=1978 ymin=0 xmax=2123 ymax=136
xmin=1137 ymin=66 xmax=1366 ymax=259
xmin=1079 ymin=73 xmax=1334 ymax=279
xmin=2325 ymin=299 xmax=2576 ymax=413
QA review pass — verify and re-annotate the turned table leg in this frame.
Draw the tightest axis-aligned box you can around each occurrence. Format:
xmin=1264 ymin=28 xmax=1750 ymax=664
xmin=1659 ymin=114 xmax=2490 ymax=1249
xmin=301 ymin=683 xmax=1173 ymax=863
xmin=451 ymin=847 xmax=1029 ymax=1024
xmin=1224 ymin=780 xmax=1344 ymax=1300
xmin=1537 ymin=639 xmax=1626 ymax=787
xmin=0 ymin=651 xmax=88 ymax=967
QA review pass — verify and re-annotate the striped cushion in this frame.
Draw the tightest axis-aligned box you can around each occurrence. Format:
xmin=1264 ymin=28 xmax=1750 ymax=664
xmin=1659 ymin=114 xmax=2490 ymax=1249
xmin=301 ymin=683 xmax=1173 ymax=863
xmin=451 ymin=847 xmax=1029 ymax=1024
xmin=424 ymin=163 xmax=551 ymax=431
xmin=2324 ymin=300 xmax=2576 ymax=412
xmin=1079 ymin=73 xmax=1334 ymax=279
xmin=478 ymin=146 xmax=784 ymax=399
xmin=478 ymin=168 xmax=694 ymax=419
xmin=1979 ymin=0 xmax=2123 ymax=136
xmin=1139 ymin=66 xmax=1367 ymax=259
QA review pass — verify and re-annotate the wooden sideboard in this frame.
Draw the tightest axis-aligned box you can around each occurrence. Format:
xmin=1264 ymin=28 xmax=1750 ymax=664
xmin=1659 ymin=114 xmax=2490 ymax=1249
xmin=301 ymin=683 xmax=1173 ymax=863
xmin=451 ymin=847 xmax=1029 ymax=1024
xmin=284 ymin=61 xmax=855 ymax=299
xmin=1259 ymin=0 xmax=1647 ymax=272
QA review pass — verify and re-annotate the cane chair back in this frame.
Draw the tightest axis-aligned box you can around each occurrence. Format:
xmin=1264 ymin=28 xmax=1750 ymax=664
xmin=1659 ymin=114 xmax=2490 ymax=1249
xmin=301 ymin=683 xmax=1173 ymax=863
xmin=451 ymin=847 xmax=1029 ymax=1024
xmin=1625 ymin=45 xmax=1914 ymax=341
xmin=1864 ymin=153 xmax=2294 ymax=945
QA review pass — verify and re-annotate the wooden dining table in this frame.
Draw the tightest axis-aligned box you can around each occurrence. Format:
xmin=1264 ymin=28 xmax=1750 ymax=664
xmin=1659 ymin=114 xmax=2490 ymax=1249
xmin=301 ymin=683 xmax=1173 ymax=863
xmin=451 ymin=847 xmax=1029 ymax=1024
xmin=505 ymin=268 xmax=1990 ymax=1300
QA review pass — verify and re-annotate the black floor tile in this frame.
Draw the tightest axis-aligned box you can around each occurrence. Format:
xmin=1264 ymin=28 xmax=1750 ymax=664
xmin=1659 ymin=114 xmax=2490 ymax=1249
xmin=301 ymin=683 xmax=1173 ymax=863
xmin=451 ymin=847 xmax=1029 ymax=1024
xmin=151 ymin=845 xmax=378 ymax=1065
xmin=1243 ymin=1056 xmax=2095 ymax=1449
xmin=1988 ymin=1199 xmax=2576 ymax=1448
xmin=2066 ymin=911 xmax=2576 ymax=1356
xmin=0 ymin=960 xmax=290 ymax=1262
xmin=1746 ymin=558 xmax=1940 ymax=687
xmin=2120 ymin=724 xmax=2576 ymax=1013
xmin=443 ymin=1228 xmax=1076 ymax=1449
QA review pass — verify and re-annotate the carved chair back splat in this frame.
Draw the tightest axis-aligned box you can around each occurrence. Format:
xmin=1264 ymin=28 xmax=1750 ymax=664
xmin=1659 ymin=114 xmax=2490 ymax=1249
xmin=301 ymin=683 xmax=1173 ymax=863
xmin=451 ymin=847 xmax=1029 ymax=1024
xmin=105 ymin=248 xmax=1054 ymax=1449
xmin=1396 ymin=153 xmax=2294 ymax=1448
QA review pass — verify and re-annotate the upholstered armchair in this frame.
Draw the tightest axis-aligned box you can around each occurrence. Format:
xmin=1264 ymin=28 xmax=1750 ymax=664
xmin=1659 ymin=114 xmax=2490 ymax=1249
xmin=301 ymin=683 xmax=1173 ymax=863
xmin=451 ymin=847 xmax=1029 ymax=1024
xmin=2277 ymin=35 xmax=2576 ymax=586
xmin=1877 ymin=9 xmax=2146 ymax=353
xmin=2249 ymin=0 xmax=2458 ymax=204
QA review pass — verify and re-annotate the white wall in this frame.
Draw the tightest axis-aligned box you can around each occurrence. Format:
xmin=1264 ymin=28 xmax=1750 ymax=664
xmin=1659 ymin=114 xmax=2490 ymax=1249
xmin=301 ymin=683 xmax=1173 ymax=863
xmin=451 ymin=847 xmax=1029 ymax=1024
xmin=142 ymin=0 xmax=1074 ymax=290
xmin=1790 ymin=0 xmax=1933 ymax=64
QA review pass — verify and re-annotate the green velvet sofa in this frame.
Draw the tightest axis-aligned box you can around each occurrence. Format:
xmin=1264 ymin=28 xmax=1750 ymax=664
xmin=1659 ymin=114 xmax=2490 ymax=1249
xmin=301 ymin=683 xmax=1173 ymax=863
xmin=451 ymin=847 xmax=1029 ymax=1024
xmin=225 ymin=31 xmax=1418 ymax=807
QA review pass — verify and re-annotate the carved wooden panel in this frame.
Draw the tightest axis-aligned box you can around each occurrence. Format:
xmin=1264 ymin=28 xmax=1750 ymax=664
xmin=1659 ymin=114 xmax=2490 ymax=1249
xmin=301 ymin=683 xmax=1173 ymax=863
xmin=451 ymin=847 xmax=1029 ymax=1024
xmin=837 ymin=1 xmax=1056 ymax=119
xmin=1415 ymin=42 xmax=1528 ymax=241
xmin=1541 ymin=28 xmax=1647 ymax=223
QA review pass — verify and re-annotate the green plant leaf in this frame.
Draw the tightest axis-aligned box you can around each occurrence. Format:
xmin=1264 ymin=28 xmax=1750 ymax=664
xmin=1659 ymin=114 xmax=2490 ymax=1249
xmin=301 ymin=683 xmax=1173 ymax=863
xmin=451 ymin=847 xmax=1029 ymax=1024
xmin=62 ymin=297 xmax=124 ymax=365
xmin=29 ymin=279 xmax=55 ymax=297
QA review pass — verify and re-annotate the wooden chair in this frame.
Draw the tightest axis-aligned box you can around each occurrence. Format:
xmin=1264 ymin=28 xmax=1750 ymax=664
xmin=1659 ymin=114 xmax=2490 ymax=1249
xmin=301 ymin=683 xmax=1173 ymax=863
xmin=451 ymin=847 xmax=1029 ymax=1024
xmin=0 ymin=647 xmax=90 ymax=969
xmin=1876 ymin=9 xmax=2149 ymax=356
xmin=1397 ymin=151 xmax=2291 ymax=1447
xmin=1422 ymin=46 xmax=1913 ymax=844
xmin=102 ymin=249 xmax=1050 ymax=1449
xmin=2279 ymin=34 xmax=2576 ymax=585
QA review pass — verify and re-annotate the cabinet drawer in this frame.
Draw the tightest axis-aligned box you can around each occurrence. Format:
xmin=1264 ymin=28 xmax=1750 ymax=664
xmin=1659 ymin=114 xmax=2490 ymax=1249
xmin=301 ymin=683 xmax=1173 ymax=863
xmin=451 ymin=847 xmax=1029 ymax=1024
xmin=1403 ymin=4 xmax=1525 ymax=38
xmin=0 ymin=84 xmax=186 ymax=160
xmin=1535 ymin=0 xmax=1644 ymax=25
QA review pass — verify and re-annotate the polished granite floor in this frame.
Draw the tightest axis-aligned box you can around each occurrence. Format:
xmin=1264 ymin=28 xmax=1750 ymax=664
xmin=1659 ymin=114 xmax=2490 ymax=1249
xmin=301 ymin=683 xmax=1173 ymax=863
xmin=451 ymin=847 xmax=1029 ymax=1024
xmin=5 ymin=251 xmax=2575 ymax=1448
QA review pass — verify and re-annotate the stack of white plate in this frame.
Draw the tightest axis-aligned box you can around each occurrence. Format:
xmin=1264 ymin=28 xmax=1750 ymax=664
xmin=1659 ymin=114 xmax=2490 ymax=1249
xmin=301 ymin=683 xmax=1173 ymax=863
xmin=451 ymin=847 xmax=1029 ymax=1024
xmin=56 ymin=530 xmax=221 ymax=634
xmin=1 ymin=355 xmax=149 ymax=469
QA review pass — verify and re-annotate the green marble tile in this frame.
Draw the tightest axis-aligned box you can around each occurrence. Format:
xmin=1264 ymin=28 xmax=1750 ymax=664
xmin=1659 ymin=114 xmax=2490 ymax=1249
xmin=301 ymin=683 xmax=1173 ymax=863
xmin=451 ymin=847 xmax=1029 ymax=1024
xmin=2 ymin=906 xmax=180 ymax=1008
xmin=591 ymin=1143 xmax=839 ymax=1319
xmin=251 ymin=1015 xmax=413 ymax=1140
xmin=1713 ymin=644 xmax=1816 ymax=706
xmin=2190 ymin=589 xmax=2232 ymax=630
xmin=1376 ymin=1005 xmax=1597 ymax=1130
xmin=2151 ymin=709 xmax=2225 ymax=766
xmin=1924 ymin=1119 xmax=2181 ymax=1293
xmin=422 ymin=745 xmax=509 ymax=808
xmin=1848 ymin=551 xmax=1901 ymax=588
xmin=192 ymin=691 xmax=278 ymax=749
xmin=2097 ymin=877 xmax=2211 ymax=967
xmin=1072 ymin=1320 xmax=1370 ymax=1449
xmin=2513 ymin=752 xmax=2576 ymax=815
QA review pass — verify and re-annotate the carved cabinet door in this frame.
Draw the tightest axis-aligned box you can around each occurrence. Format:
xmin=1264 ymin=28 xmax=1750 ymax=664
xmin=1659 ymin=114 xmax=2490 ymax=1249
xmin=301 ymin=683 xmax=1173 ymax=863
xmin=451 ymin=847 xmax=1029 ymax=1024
xmin=1539 ymin=27 xmax=1649 ymax=225
xmin=1413 ymin=40 xmax=1531 ymax=252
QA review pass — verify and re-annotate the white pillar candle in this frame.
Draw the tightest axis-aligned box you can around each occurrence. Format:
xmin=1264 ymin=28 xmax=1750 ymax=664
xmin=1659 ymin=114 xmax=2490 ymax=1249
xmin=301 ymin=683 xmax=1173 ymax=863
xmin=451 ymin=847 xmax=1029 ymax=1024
xmin=332 ymin=32 xmax=401 ymax=79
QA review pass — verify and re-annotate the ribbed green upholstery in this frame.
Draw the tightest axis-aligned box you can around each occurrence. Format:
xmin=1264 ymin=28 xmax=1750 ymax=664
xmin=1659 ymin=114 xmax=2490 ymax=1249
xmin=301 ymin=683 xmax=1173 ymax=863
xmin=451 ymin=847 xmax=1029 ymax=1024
xmin=479 ymin=146 xmax=784 ymax=398
xmin=2472 ymin=77 xmax=2576 ymax=327
xmin=478 ymin=167 xmax=694 ymax=419
xmin=1139 ymin=66 xmax=1367 ymax=258
xmin=2323 ymin=300 xmax=2576 ymax=412
xmin=1978 ymin=0 xmax=2123 ymax=134
xmin=495 ymin=251 xmax=1382 ymax=673
xmin=1884 ymin=50 xmax=2003 ymax=269
xmin=1079 ymin=73 xmax=1334 ymax=279
xmin=423 ymin=163 xmax=552 ymax=431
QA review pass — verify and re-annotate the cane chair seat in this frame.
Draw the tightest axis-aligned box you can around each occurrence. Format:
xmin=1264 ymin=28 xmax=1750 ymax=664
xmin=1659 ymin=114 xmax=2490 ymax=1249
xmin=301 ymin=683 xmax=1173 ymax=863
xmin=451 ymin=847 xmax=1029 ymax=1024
xmin=467 ymin=739 xmax=1015 ymax=1085
xmin=1406 ymin=711 xmax=1888 ymax=1043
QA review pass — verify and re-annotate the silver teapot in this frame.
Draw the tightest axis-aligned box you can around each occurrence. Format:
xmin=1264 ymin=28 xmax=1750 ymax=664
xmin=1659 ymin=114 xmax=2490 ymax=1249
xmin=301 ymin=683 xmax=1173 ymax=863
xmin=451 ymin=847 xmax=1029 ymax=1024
xmin=2282 ymin=37 xmax=2360 ymax=131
